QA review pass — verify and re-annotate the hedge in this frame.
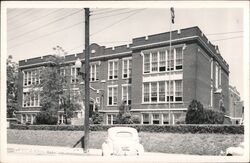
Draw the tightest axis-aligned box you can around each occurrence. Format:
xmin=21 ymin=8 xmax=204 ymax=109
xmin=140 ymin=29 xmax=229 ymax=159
xmin=9 ymin=124 xmax=244 ymax=134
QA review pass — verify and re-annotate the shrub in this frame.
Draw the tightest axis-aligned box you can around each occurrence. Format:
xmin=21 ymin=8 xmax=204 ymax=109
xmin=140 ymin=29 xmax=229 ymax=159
xmin=35 ymin=111 xmax=58 ymax=125
xmin=91 ymin=111 xmax=104 ymax=124
xmin=116 ymin=101 xmax=133 ymax=124
xmin=186 ymin=100 xmax=224 ymax=124
xmin=10 ymin=124 xmax=244 ymax=134
xmin=131 ymin=115 xmax=141 ymax=124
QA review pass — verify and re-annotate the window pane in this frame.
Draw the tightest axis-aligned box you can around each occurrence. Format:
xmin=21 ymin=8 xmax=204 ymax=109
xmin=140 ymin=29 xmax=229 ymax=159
xmin=151 ymin=52 xmax=158 ymax=72
xmin=144 ymin=53 xmax=150 ymax=73
xmin=159 ymin=82 xmax=165 ymax=102
xmin=159 ymin=51 xmax=166 ymax=72
xmin=151 ymin=82 xmax=157 ymax=102
xmin=143 ymin=83 xmax=150 ymax=102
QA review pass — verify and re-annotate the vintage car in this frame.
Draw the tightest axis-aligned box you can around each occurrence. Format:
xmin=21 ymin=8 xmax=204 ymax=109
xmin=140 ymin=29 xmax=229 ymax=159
xmin=226 ymin=142 xmax=244 ymax=156
xmin=101 ymin=127 xmax=144 ymax=156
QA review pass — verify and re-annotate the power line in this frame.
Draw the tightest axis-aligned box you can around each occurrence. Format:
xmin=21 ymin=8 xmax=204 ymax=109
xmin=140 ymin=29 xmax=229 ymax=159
xmin=211 ymin=36 xmax=243 ymax=42
xmin=8 ymin=9 xmax=63 ymax=32
xmin=8 ymin=20 xmax=84 ymax=49
xmin=91 ymin=9 xmax=145 ymax=21
xmin=207 ymin=31 xmax=243 ymax=36
xmin=90 ymin=9 xmax=146 ymax=36
xmin=92 ymin=8 xmax=129 ymax=16
xmin=8 ymin=9 xmax=83 ymax=41
xmin=7 ymin=9 xmax=34 ymax=20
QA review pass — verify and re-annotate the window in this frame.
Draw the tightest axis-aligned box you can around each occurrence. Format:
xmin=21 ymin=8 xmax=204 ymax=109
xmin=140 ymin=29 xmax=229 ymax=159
xmin=108 ymin=60 xmax=118 ymax=80
xmin=219 ymin=66 xmax=221 ymax=87
xmin=90 ymin=64 xmax=99 ymax=82
xmin=108 ymin=86 xmax=118 ymax=106
xmin=175 ymin=80 xmax=183 ymax=101
xmin=166 ymin=81 xmax=174 ymax=102
xmin=27 ymin=114 xmax=31 ymax=123
xmin=143 ymin=81 xmax=182 ymax=103
xmin=163 ymin=114 xmax=169 ymax=124
xmin=167 ymin=49 xmax=174 ymax=71
xmin=143 ymin=46 xmax=183 ymax=74
xmin=123 ymin=58 xmax=132 ymax=78
xmin=152 ymin=114 xmax=160 ymax=124
xmin=122 ymin=85 xmax=131 ymax=105
xmin=143 ymin=83 xmax=150 ymax=102
xmin=151 ymin=82 xmax=157 ymax=102
xmin=159 ymin=51 xmax=166 ymax=71
xmin=151 ymin=52 xmax=158 ymax=72
xmin=159 ymin=82 xmax=165 ymax=102
xmin=71 ymin=66 xmax=78 ymax=83
xmin=23 ymin=69 xmax=40 ymax=86
xmin=175 ymin=47 xmax=183 ymax=70
xmin=210 ymin=60 xmax=213 ymax=80
xmin=22 ymin=114 xmax=26 ymax=123
xmin=23 ymin=92 xmax=40 ymax=107
xmin=144 ymin=53 xmax=150 ymax=73
xmin=142 ymin=114 xmax=150 ymax=124
xmin=215 ymin=64 xmax=219 ymax=88
xmin=107 ymin=114 xmax=117 ymax=125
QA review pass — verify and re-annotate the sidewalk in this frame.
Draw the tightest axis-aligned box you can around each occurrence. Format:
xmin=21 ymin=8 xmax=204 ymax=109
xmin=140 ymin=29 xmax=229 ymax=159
xmin=7 ymin=144 xmax=101 ymax=156
xmin=5 ymin=144 xmax=248 ymax=163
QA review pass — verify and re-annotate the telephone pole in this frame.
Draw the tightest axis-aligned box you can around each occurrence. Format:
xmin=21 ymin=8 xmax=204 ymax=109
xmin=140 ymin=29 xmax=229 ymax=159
xmin=84 ymin=8 xmax=90 ymax=152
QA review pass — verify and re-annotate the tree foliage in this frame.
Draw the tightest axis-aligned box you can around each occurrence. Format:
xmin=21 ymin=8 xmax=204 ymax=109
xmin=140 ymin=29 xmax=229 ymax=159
xmin=7 ymin=55 xmax=18 ymax=118
xmin=32 ymin=55 xmax=81 ymax=124
xmin=185 ymin=100 xmax=224 ymax=124
xmin=116 ymin=101 xmax=133 ymax=124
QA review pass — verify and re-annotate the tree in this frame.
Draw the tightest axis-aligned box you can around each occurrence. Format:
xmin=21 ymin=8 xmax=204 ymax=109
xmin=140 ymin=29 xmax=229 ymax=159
xmin=32 ymin=55 xmax=81 ymax=124
xmin=116 ymin=101 xmax=133 ymax=124
xmin=7 ymin=55 xmax=18 ymax=118
xmin=185 ymin=100 xmax=224 ymax=124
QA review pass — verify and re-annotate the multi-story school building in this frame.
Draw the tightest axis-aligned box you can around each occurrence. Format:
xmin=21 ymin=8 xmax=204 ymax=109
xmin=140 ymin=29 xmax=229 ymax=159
xmin=16 ymin=26 xmax=229 ymax=125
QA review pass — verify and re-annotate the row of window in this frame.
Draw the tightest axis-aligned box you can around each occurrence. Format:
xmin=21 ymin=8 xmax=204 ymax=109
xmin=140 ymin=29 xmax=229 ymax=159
xmin=23 ymin=69 xmax=41 ymax=86
xmin=143 ymin=47 xmax=183 ymax=74
xmin=23 ymin=92 xmax=40 ymax=107
xmin=143 ymin=80 xmax=183 ymax=103
xmin=108 ymin=85 xmax=131 ymax=106
xmin=21 ymin=114 xmax=36 ymax=124
xmin=108 ymin=58 xmax=132 ymax=80
xmin=106 ymin=112 xmax=184 ymax=125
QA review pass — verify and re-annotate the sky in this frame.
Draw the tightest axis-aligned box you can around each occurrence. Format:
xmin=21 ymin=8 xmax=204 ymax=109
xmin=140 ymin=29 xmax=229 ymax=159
xmin=5 ymin=3 xmax=245 ymax=98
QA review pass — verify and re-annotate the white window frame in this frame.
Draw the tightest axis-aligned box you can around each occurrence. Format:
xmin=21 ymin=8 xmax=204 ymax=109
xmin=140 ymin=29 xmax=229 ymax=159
xmin=215 ymin=63 xmax=219 ymax=89
xmin=152 ymin=113 xmax=160 ymax=124
xmin=23 ymin=68 xmax=40 ymax=86
xmin=122 ymin=84 xmax=131 ymax=105
xmin=107 ymin=85 xmax=118 ymax=106
xmin=23 ymin=92 xmax=40 ymax=107
xmin=107 ymin=114 xmax=116 ymax=125
xmin=108 ymin=59 xmax=119 ymax=80
xmin=142 ymin=80 xmax=183 ymax=104
xmin=71 ymin=66 xmax=78 ymax=83
xmin=142 ymin=45 xmax=184 ymax=75
xmin=122 ymin=57 xmax=132 ymax=79
xmin=90 ymin=64 xmax=99 ymax=82
xmin=141 ymin=113 xmax=150 ymax=124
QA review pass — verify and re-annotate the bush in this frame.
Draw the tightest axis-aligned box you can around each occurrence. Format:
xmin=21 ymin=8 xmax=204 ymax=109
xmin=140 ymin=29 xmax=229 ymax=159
xmin=131 ymin=115 xmax=141 ymax=124
xmin=35 ymin=111 xmax=58 ymax=125
xmin=186 ymin=100 xmax=224 ymax=124
xmin=9 ymin=124 xmax=244 ymax=134
xmin=116 ymin=101 xmax=133 ymax=124
xmin=91 ymin=111 xmax=103 ymax=124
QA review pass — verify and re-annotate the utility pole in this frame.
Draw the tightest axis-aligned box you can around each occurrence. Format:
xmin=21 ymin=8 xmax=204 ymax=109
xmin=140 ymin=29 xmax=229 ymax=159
xmin=84 ymin=8 xmax=90 ymax=152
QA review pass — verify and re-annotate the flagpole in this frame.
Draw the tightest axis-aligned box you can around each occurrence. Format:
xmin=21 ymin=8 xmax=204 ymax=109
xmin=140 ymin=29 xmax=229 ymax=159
xmin=168 ymin=13 xmax=172 ymax=125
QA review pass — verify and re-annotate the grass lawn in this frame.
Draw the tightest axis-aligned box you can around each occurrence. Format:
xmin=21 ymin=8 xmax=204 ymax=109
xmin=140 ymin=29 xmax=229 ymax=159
xmin=7 ymin=129 xmax=243 ymax=155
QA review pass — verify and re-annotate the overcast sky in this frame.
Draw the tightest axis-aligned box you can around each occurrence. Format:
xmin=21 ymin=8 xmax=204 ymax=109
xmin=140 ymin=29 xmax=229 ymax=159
xmin=5 ymin=3 xmax=245 ymax=98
